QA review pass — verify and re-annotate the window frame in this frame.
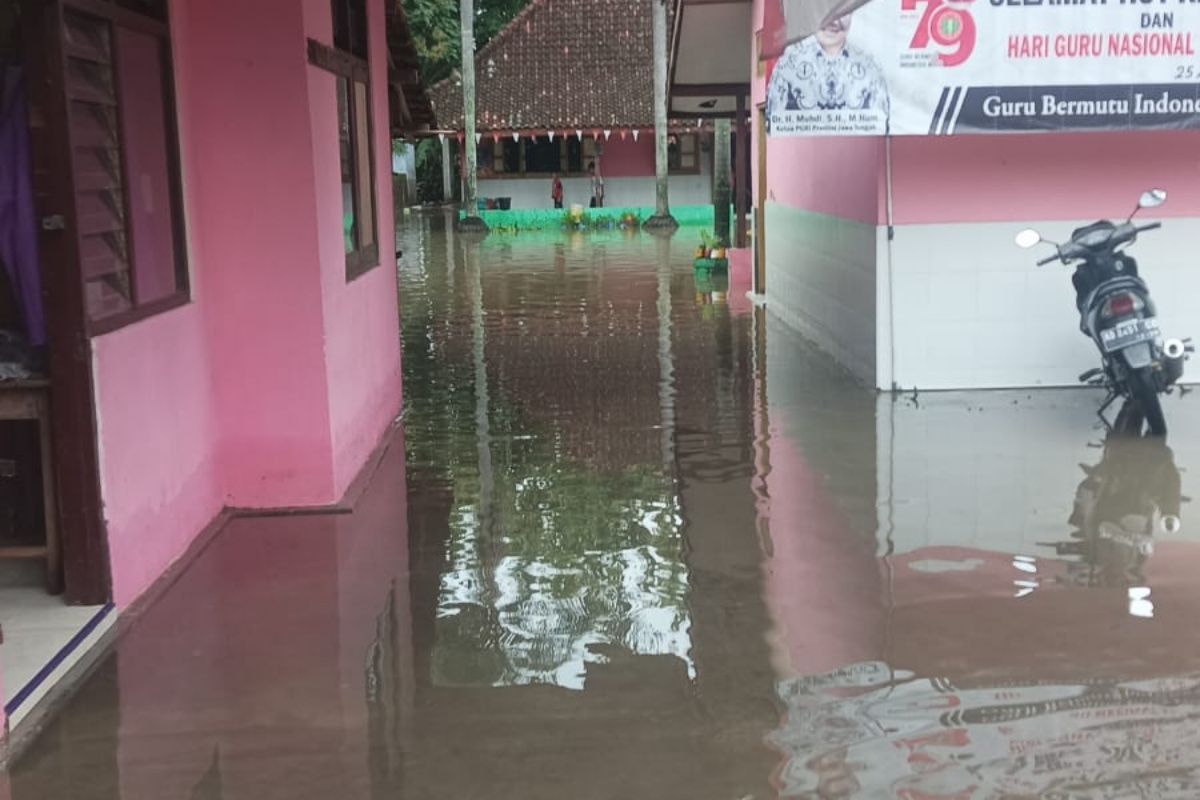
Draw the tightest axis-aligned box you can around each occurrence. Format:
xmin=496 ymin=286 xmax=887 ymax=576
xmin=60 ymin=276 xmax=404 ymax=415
xmin=308 ymin=35 xmax=379 ymax=281
xmin=475 ymin=137 xmax=603 ymax=179
xmin=668 ymin=133 xmax=701 ymax=176
xmin=63 ymin=0 xmax=191 ymax=337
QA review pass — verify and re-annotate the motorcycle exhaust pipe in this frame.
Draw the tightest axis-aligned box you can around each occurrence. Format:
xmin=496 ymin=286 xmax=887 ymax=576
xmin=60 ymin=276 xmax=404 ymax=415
xmin=1163 ymin=338 xmax=1189 ymax=385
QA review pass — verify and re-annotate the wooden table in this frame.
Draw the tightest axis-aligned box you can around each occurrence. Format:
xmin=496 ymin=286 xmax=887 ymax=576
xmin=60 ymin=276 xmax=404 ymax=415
xmin=0 ymin=380 xmax=62 ymax=594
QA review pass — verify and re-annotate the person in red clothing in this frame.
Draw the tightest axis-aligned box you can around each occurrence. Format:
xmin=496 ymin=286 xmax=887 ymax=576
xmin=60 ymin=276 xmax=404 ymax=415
xmin=551 ymin=173 xmax=564 ymax=209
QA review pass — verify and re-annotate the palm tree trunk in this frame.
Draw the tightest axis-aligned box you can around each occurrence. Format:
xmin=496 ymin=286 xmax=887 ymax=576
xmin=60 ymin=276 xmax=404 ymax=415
xmin=645 ymin=0 xmax=677 ymax=229
xmin=459 ymin=0 xmax=486 ymax=230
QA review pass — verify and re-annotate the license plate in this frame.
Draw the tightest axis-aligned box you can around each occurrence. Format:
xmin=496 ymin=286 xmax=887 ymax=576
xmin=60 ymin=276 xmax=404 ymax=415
xmin=1100 ymin=318 xmax=1159 ymax=352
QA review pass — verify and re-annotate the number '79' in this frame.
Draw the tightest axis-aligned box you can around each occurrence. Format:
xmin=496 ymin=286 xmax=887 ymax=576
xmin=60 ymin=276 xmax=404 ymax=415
xmin=902 ymin=0 xmax=977 ymax=67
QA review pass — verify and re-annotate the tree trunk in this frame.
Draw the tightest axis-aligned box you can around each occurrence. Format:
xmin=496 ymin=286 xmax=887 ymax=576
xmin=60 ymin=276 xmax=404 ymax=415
xmin=645 ymin=0 xmax=677 ymax=230
xmin=459 ymin=0 xmax=487 ymax=230
xmin=713 ymin=121 xmax=731 ymax=244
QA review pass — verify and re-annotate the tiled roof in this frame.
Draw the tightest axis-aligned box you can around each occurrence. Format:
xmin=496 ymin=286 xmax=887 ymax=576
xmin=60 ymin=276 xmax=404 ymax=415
xmin=429 ymin=0 xmax=659 ymax=132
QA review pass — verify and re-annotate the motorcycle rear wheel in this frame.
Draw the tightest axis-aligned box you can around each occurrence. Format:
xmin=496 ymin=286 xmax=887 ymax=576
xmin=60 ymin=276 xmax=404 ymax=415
xmin=1128 ymin=367 xmax=1167 ymax=437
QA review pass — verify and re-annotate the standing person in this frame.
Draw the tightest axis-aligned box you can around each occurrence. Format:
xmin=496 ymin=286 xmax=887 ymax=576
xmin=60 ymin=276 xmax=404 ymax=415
xmin=588 ymin=162 xmax=604 ymax=208
xmin=551 ymin=173 xmax=564 ymax=209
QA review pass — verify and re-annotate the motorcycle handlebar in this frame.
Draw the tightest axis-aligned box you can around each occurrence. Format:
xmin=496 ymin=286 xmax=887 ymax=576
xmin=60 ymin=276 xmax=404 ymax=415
xmin=1137 ymin=222 xmax=1163 ymax=233
xmin=1037 ymin=253 xmax=1061 ymax=267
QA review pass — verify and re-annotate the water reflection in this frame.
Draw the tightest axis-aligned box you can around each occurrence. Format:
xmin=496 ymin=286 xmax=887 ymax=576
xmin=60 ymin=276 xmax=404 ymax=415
xmin=6 ymin=215 xmax=1200 ymax=799
xmin=404 ymin=229 xmax=694 ymax=690
xmin=770 ymin=661 xmax=1200 ymax=798
xmin=1054 ymin=430 xmax=1183 ymax=591
xmin=763 ymin=419 xmax=1200 ymax=798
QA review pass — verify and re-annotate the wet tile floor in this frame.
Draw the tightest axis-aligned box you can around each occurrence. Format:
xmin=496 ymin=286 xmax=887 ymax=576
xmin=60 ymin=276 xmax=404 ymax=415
xmin=6 ymin=213 xmax=1200 ymax=798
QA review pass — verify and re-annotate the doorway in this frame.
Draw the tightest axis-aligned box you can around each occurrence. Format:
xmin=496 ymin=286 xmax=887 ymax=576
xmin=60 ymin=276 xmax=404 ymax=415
xmin=3 ymin=0 xmax=112 ymax=606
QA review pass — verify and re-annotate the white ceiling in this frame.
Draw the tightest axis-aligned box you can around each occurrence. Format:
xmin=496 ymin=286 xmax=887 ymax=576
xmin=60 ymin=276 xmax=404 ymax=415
xmin=670 ymin=96 xmax=740 ymax=115
xmin=673 ymin=3 xmax=753 ymax=85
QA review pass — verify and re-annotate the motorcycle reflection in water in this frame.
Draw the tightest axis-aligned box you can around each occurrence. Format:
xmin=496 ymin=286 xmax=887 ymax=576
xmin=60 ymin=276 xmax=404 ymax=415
xmin=1051 ymin=416 xmax=1185 ymax=591
xmin=769 ymin=414 xmax=1198 ymax=799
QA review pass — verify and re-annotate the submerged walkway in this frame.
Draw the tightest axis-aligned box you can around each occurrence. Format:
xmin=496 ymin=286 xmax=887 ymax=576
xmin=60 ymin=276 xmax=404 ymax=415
xmin=5 ymin=213 xmax=1200 ymax=798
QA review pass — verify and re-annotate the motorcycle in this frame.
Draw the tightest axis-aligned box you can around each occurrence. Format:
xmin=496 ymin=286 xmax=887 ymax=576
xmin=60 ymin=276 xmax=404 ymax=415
xmin=1016 ymin=189 xmax=1193 ymax=436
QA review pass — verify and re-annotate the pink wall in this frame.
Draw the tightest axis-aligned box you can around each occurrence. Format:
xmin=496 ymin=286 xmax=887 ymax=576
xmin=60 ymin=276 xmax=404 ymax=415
xmin=184 ymin=0 xmax=336 ymax=507
xmin=890 ymin=131 xmax=1200 ymax=225
xmin=304 ymin=0 xmax=404 ymax=494
xmin=759 ymin=136 xmax=885 ymax=224
xmin=599 ymin=138 xmax=655 ymax=178
xmin=93 ymin=311 xmax=223 ymax=607
xmin=90 ymin=0 xmax=225 ymax=608
xmin=89 ymin=0 xmax=403 ymax=608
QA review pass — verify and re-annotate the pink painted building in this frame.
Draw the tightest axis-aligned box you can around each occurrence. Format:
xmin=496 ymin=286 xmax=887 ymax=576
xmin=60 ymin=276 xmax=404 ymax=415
xmin=671 ymin=0 xmax=1200 ymax=391
xmin=0 ymin=0 xmax=431 ymax=749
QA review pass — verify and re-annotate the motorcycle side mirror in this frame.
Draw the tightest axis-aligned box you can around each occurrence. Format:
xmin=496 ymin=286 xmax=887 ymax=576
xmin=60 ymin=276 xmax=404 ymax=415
xmin=1140 ymin=188 xmax=1168 ymax=209
xmin=1015 ymin=229 xmax=1042 ymax=249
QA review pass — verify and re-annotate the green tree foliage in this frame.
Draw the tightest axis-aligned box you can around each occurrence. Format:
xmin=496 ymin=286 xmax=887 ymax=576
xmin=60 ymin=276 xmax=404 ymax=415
xmin=403 ymin=0 xmax=531 ymax=85
xmin=402 ymin=0 xmax=530 ymax=202
xmin=475 ymin=0 xmax=532 ymax=50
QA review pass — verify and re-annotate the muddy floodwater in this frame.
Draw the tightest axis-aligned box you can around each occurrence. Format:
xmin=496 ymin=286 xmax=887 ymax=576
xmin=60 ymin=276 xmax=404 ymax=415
xmin=7 ymin=215 xmax=1200 ymax=799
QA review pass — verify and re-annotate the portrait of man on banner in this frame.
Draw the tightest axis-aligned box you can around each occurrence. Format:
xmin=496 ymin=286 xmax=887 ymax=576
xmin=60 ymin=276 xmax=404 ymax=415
xmin=764 ymin=4 xmax=890 ymax=136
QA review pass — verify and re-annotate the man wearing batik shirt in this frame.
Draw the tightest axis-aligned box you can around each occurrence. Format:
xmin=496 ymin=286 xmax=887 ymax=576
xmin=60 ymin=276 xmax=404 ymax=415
xmin=767 ymin=14 xmax=889 ymax=133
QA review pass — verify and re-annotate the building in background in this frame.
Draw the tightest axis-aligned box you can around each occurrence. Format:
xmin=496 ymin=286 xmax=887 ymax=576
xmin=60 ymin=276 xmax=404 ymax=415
xmin=429 ymin=0 xmax=715 ymax=211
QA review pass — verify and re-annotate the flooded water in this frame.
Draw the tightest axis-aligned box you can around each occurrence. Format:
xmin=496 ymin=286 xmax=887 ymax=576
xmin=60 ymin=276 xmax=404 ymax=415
xmin=7 ymin=213 xmax=1200 ymax=798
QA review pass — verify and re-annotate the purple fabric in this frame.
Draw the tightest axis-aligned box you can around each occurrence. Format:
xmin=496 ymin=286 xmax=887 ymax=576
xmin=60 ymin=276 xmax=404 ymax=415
xmin=0 ymin=67 xmax=46 ymax=346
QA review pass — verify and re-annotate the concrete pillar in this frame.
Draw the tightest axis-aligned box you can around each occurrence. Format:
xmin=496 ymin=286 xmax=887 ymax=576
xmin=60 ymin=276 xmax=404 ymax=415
xmin=735 ymin=95 xmax=749 ymax=249
xmin=713 ymin=121 xmax=732 ymax=244
xmin=440 ymin=135 xmax=453 ymax=204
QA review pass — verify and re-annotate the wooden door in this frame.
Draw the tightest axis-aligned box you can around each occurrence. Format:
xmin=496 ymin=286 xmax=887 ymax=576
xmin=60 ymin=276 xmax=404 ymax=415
xmin=21 ymin=0 xmax=112 ymax=604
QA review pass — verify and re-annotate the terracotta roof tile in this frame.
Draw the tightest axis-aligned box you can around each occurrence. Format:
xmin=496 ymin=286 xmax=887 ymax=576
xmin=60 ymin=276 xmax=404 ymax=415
xmin=429 ymin=0 xmax=659 ymax=132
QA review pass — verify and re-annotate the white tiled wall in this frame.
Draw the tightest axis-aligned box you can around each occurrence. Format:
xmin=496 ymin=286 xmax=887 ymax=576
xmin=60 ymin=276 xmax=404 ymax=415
xmin=764 ymin=203 xmax=879 ymax=385
xmin=886 ymin=218 xmax=1200 ymax=390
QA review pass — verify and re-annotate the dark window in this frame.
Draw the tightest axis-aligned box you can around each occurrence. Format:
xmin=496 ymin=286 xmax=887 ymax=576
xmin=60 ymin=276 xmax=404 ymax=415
xmin=498 ymin=140 xmax=519 ymax=173
xmin=566 ymin=138 xmax=584 ymax=173
xmin=310 ymin=3 xmax=377 ymax=279
xmin=522 ymin=138 xmax=562 ymax=174
xmin=332 ymin=0 xmax=369 ymax=60
xmin=62 ymin=5 xmax=189 ymax=332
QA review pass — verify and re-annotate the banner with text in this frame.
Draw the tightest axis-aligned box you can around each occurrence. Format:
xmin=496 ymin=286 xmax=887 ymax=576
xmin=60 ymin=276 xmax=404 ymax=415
xmin=763 ymin=0 xmax=1200 ymax=136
